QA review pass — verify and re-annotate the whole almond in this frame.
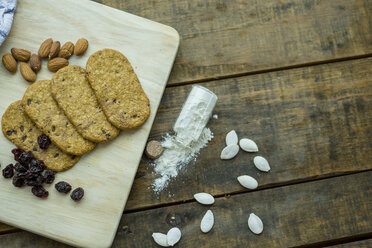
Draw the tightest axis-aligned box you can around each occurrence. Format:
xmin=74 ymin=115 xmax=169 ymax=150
xmin=38 ymin=38 xmax=53 ymax=58
xmin=29 ymin=54 xmax=41 ymax=72
xmin=49 ymin=41 xmax=60 ymax=59
xmin=11 ymin=48 xmax=31 ymax=62
xmin=59 ymin=41 xmax=74 ymax=59
xmin=20 ymin=62 xmax=36 ymax=82
xmin=2 ymin=53 xmax=17 ymax=73
xmin=47 ymin=57 xmax=69 ymax=72
xmin=74 ymin=38 xmax=88 ymax=56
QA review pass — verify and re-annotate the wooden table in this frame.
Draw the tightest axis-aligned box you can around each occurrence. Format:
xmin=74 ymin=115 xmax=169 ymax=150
xmin=1 ymin=0 xmax=371 ymax=247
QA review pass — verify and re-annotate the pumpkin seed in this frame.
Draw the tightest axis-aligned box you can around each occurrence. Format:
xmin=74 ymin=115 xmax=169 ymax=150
xmin=167 ymin=227 xmax=181 ymax=246
xmin=152 ymin=232 xmax=170 ymax=247
xmin=194 ymin=192 xmax=215 ymax=205
xmin=253 ymin=156 xmax=271 ymax=172
xmin=226 ymin=130 xmax=238 ymax=146
xmin=248 ymin=213 xmax=263 ymax=234
xmin=237 ymin=175 xmax=258 ymax=189
xmin=239 ymin=138 xmax=258 ymax=152
xmin=200 ymin=210 xmax=214 ymax=233
xmin=220 ymin=144 xmax=239 ymax=159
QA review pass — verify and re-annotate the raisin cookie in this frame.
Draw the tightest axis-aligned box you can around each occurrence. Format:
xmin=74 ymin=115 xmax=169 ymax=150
xmin=2 ymin=101 xmax=79 ymax=171
xmin=86 ymin=49 xmax=150 ymax=129
xmin=22 ymin=80 xmax=95 ymax=155
xmin=51 ymin=65 xmax=119 ymax=142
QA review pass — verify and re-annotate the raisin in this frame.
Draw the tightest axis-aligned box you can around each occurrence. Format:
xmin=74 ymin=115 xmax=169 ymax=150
xmin=11 ymin=148 xmax=24 ymax=161
xmin=25 ymin=170 xmax=38 ymax=180
xmin=37 ymin=134 xmax=51 ymax=149
xmin=70 ymin=187 xmax=84 ymax=201
xmin=31 ymin=186 xmax=48 ymax=198
xmin=29 ymin=159 xmax=46 ymax=174
xmin=14 ymin=162 xmax=28 ymax=173
xmin=43 ymin=170 xmax=56 ymax=184
xmin=2 ymin=164 xmax=14 ymax=178
xmin=18 ymin=151 xmax=34 ymax=166
xmin=26 ymin=175 xmax=45 ymax=186
xmin=12 ymin=174 xmax=26 ymax=187
xmin=55 ymin=181 xmax=72 ymax=193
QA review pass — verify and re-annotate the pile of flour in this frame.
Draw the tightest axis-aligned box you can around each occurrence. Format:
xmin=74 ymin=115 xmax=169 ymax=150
xmin=151 ymin=128 xmax=213 ymax=194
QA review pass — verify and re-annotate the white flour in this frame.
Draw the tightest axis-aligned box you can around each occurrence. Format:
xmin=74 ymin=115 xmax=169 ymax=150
xmin=152 ymin=128 xmax=213 ymax=194
xmin=151 ymin=86 xmax=217 ymax=194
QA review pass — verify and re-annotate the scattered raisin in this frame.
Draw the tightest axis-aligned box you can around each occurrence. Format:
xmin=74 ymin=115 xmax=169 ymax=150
xmin=11 ymin=148 xmax=24 ymax=161
xmin=26 ymin=175 xmax=45 ymax=186
xmin=29 ymin=159 xmax=46 ymax=174
xmin=31 ymin=186 xmax=48 ymax=198
xmin=12 ymin=173 xmax=26 ymax=187
xmin=2 ymin=164 xmax=14 ymax=178
xmin=70 ymin=187 xmax=84 ymax=201
xmin=55 ymin=181 xmax=72 ymax=193
xmin=18 ymin=151 xmax=34 ymax=166
xmin=20 ymin=126 xmax=24 ymax=132
xmin=37 ymin=134 xmax=51 ymax=149
xmin=14 ymin=162 xmax=28 ymax=173
xmin=43 ymin=170 xmax=56 ymax=184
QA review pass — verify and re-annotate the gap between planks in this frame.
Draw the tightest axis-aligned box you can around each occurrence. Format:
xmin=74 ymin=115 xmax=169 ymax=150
xmin=123 ymin=168 xmax=372 ymax=214
xmin=293 ymin=233 xmax=372 ymax=248
xmin=166 ymin=53 xmax=372 ymax=88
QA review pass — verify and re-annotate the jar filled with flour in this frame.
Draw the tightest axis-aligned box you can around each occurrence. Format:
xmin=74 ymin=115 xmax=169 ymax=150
xmin=173 ymin=85 xmax=218 ymax=146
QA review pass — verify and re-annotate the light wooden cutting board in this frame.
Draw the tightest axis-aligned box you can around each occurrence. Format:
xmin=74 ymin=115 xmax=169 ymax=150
xmin=0 ymin=0 xmax=179 ymax=247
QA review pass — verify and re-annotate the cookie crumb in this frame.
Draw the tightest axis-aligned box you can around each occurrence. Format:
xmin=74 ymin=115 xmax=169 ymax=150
xmin=145 ymin=140 xmax=163 ymax=159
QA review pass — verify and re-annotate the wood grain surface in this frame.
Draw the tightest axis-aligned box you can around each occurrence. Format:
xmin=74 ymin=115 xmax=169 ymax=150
xmin=1 ymin=0 xmax=372 ymax=246
xmin=124 ymin=57 xmax=372 ymax=210
xmin=1 ymin=57 xmax=371 ymax=236
xmin=0 ymin=0 xmax=178 ymax=247
xmin=96 ymin=0 xmax=372 ymax=85
xmin=1 ymin=172 xmax=371 ymax=247
xmin=328 ymin=239 xmax=372 ymax=247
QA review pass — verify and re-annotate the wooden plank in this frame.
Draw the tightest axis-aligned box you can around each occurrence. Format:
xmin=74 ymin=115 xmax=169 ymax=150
xmin=0 ymin=0 xmax=178 ymax=247
xmin=1 ymin=172 xmax=371 ymax=247
xmin=327 ymin=239 xmax=372 ymax=247
xmin=1 ymin=57 xmax=371 ymax=236
xmin=0 ymin=223 xmax=14 ymax=234
xmin=125 ymin=57 xmax=372 ymax=210
xmin=97 ymin=0 xmax=372 ymax=85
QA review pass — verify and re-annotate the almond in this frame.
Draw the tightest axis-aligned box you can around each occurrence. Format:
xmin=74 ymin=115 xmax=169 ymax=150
xmin=74 ymin=38 xmax=88 ymax=56
xmin=38 ymin=38 xmax=53 ymax=58
xmin=20 ymin=62 xmax=36 ymax=82
xmin=49 ymin=41 xmax=60 ymax=59
xmin=11 ymin=48 xmax=31 ymax=62
xmin=59 ymin=41 xmax=74 ymax=59
xmin=29 ymin=54 xmax=41 ymax=72
xmin=47 ymin=57 xmax=69 ymax=72
xmin=2 ymin=53 xmax=17 ymax=73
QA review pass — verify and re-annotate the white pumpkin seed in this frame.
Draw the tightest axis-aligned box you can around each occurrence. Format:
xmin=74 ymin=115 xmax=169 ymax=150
xmin=152 ymin=232 xmax=170 ymax=247
xmin=226 ymin=130 xmax=238 ymax=146
xmin=248 ymin=213 xmax=263 ymax=234
xmin=253 ymin=156 xmax=271 ymax=172
xmin=220 ymin=144 xmax=239 ymax=160
xmin=167 ymin=227 xmax=181 ymax=246
xmin=237 ymin=175 xmax=258 ymax=189
xmin=200 ymin=210 xmax=214 ymax=233
xmin=239 ymin=138 xmax=258 ymax=152
xmin=194 ymin=192 xmax=215 ymax=205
